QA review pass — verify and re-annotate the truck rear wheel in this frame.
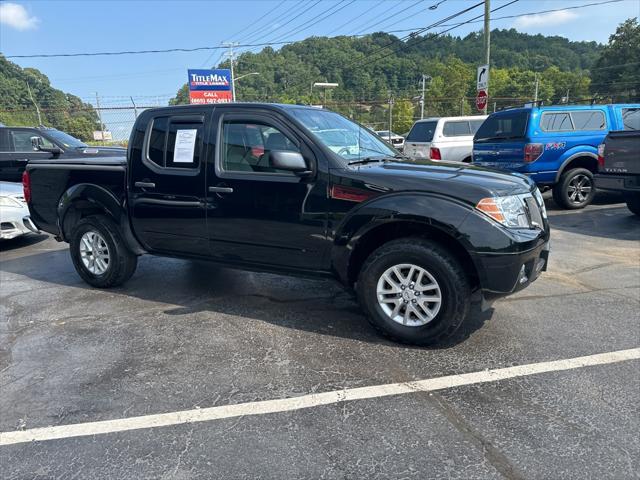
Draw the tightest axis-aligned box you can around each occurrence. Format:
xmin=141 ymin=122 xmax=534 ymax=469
xmin=356 ymin=238 xmax=470 ymax=345
xmin=69 ymin=215 xmax=138 ymax=288
xmin=552 ymin=168 xmax=595 ymax=209
xmin=626 ymin=193 xmax=640 ymax=216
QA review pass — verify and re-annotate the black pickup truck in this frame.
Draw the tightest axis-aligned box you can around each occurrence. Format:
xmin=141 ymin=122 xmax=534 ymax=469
xmin=595 ymin=130 xmax=640 ymax=216
xmin=24 ymin=103 xmax=550 ymax=345
xmin=0 ymin=125 xmax=125 ymax=182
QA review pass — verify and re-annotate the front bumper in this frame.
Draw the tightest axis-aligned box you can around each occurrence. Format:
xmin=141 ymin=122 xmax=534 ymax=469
xmin=475 ymin=240 xmax=550 ymax=299
xmin=0 ymin=215 xmax=35 ymax=239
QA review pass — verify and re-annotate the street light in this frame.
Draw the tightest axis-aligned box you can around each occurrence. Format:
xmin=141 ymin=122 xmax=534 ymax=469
xmin=311 ymin=82 xmax=339 ymax=107
xmin=233 ymin=72 xmax=260 ymax=102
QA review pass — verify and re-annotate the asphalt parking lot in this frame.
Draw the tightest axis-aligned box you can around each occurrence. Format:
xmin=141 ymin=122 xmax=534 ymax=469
xmin=1 ymin=193 xmax=639 ymax=479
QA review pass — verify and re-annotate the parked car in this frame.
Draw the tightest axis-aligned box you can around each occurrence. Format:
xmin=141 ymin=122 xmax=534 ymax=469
xmin=403 ymin=116 xmax=487 ymax=163
xmin=472 ymin=104 xmax=640 ymax=209
xmin=24 ymin=103 xmax=549 ymax=345
xmin=0 ymin=181 xmax=37 ymax=240
xmin=595 ymin=130 xmax=640 ymax=216
xmin=375 ymin=130 xmax=405 ymax=150
xmin=0 ymin=125 xmax=126 ymax=182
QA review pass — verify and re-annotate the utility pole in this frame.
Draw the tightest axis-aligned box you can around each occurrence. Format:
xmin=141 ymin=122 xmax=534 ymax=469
xmin=534 ymin=73 xmax=539 ymax=103
xmin=388 ymin=95 xmax=394 ymax=135
xmin=223 ymin=42 xmax=239 ymax=102
xmin=419 ymin=74 xmax=431 ymax=119
xmin=95 ymin=92 xmax=104 ymax=144
xmin=483 ymin=0 xmax=490 ymax=114
xmin=26 ymin=81 xmax=42 ymax=125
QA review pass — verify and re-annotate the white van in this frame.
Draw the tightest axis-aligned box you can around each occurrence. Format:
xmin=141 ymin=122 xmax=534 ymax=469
xmin=404 ymin=115 xmax=487 ymax=163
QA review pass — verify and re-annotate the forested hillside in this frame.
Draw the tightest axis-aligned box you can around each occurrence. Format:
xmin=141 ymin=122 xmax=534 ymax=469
xmin=171 ymin=23 xmax=638 ymax=132
xmin=0 ymin=56 xmax=99 ymax=140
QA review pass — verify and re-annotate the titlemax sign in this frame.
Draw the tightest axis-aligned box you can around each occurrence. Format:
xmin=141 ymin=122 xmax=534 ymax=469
xmin=187 ymin=69 xmax=232 ymax=91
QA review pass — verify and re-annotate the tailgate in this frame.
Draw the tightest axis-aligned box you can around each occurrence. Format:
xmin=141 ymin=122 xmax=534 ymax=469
xmin=603 ymin=131 xmax=640 ymax=174
xmin=472 ymin=141 xmax=525 ymax=171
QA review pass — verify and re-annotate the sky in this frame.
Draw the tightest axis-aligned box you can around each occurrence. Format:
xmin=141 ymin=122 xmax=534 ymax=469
xmin=1 ymin=0 xmax=639 ymax=108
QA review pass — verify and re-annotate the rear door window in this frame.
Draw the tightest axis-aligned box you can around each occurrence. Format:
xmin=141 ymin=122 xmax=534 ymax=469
xmin=146 ymin=115 xmax=204 ymax=170
xmin=442 ymin=121 xmax=471 ymax=137
xmin=474 ymin=111 xmax=528 ymax=142
xmin=406 ymin=121 xmax=437 ymax=142
xmin=622 ymin=108 xmax=640 ymax=130
xmin=571 ymin=111 xmax=606 ymax=131
xmin=540 ymin=112 xmax=574 ymax=132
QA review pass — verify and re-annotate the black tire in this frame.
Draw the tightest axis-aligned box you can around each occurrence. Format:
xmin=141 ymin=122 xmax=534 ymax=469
xmin=356 ymin=238 xmax=470 ymax=346
xmin=625 ymin=193 xmax=640 ymax=216
xmin=552 ymin=167 xmax=596 ymax=209
xmin=69 ymin=215 xmax=138 ymax=288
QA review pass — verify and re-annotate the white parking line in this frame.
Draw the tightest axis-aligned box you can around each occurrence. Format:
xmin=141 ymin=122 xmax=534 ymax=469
xmin=1 ymin=347 xmax=639 ymax=446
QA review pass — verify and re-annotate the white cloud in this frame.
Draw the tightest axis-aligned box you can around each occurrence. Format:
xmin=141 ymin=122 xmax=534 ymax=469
xmin=0 ymin=2 xmax=39 ymax=31
xmin=514 ymin=10 xmax=578 ymax=28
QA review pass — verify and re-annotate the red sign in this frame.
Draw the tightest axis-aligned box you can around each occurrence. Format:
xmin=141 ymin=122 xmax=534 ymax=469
xmin=476 ymin=90 xmax=488 ymax=111
xmin=189 ymin=90 xmax=232 ymax=104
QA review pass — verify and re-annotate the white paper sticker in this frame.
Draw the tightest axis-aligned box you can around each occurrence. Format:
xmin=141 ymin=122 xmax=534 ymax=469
xmin=173 ymin=129 xmax=198 ymax=163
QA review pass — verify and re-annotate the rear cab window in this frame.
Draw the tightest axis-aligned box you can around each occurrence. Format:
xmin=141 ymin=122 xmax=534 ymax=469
xmin=406 ymin=121 xmax=438 ymax=142
xmin=474 ymin=111 xmax=529 ymax=143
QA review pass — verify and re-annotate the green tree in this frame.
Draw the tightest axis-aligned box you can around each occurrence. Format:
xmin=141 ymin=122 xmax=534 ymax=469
xmin=591 ymin=18 xmax=640 ymax=101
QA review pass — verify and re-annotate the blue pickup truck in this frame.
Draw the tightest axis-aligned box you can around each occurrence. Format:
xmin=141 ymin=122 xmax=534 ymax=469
xmin=472 ymin=104 xmax=640 ymax=209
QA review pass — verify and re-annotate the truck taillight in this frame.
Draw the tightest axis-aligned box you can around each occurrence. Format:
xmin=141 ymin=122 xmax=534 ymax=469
xmin=22 ymin=170 xmax=31 ymax=203
xmin=524 ymin=143 xmax=543 ymax=163
xmin=597 ymin=143 xmax=605 ymax=170
xmin=430 ymin=147 xmax=442 ymax=160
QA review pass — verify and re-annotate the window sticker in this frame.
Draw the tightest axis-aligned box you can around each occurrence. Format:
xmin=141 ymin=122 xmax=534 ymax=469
xmin=173 ymin=129 xmax=198 ymax=163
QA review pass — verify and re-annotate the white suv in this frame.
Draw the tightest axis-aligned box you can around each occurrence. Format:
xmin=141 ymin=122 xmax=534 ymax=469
xmin=404 ymin=115 xmax=487 ymax=163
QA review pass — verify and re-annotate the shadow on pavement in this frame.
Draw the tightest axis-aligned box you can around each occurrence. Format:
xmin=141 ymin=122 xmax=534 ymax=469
xmin=0 ymin=233 xmax=49 ymax=252
xmin=0 ymin=248 xmax=493 ymax=348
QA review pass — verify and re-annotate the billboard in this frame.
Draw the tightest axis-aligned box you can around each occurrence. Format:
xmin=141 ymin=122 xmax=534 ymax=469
xmin=188 ymin=69 xmax=233 ymax=104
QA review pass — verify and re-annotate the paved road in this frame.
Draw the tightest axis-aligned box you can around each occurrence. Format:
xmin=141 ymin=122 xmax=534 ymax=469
xmin=1 ymin=196 xmax=639 ymax=479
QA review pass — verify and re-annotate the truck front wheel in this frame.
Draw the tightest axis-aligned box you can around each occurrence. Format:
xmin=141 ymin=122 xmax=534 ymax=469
xmin=69 ymin=215 xmax=138 ymax=288
xmin=552 ymin=168 xmax=596 ymax=209
xmin=356 ymin=238 xmax=470 ymax=345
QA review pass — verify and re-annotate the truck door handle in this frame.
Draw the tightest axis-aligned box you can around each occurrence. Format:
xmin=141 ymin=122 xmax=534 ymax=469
xmin=209 ymin=186 xmax=234 ymax=194
xmin=135 ymin=181 xmax=156 ymax=188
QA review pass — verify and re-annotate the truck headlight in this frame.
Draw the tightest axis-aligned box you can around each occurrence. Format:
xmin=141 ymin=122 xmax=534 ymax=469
xmin=476 ymin=195 xmax=531 ymax=228
xmin=0 ymin=196 xmax=23 ymax=208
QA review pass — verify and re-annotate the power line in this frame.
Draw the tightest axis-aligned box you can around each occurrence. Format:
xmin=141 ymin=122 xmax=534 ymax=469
xmin=381 ymin=0 xmax=625 ymax=34
xmin=4 ymin=41 xmax=296 ymax=59
xmin=4 ymin=0 xmax=625 ymax=60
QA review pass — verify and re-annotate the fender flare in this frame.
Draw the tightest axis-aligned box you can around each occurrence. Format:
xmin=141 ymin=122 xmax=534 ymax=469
xmin=330 ymin=192 xmax=476 ymax=285
xmin=554 ymin=150 xmax=598 ymax=183
xmin=57 ymin=183 xmax=145 ymax=254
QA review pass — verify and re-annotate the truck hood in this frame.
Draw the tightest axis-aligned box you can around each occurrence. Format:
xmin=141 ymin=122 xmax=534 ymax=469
xmin=332 ymin=159 xmax=535 ymax=205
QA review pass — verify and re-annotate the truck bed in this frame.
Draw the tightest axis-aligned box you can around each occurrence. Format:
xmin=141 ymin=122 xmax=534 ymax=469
xmin=26 ymin=156 xmax=127 ymax=236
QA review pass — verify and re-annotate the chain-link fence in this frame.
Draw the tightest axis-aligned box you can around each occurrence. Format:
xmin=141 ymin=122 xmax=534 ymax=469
xmin=0 ymin=94 xmax=597 ymax=142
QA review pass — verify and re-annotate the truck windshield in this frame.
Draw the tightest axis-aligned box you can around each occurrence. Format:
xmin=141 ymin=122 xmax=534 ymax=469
xmin=288 ymin=108 xmax=396 ymax=162
xmin=475 ymin=111 xmax=528 ymax=142
xmin=406 ymin=121 xmax=437 ymax=142
xmin=45 ymin=129 xmax=88 ymax=148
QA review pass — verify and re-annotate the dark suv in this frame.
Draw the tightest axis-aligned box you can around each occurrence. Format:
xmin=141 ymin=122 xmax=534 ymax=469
xmin=0 ymin=126 xmax=125 ymax=182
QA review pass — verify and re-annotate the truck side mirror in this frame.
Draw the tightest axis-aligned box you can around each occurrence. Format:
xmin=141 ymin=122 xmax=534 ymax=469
xmin=30 ymin=136 xmax=43 ymax=151
xmin=269 ymin=150 xmax=311 ymax=175
xmin=30 ymin=136 xmax=62 ymax=155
